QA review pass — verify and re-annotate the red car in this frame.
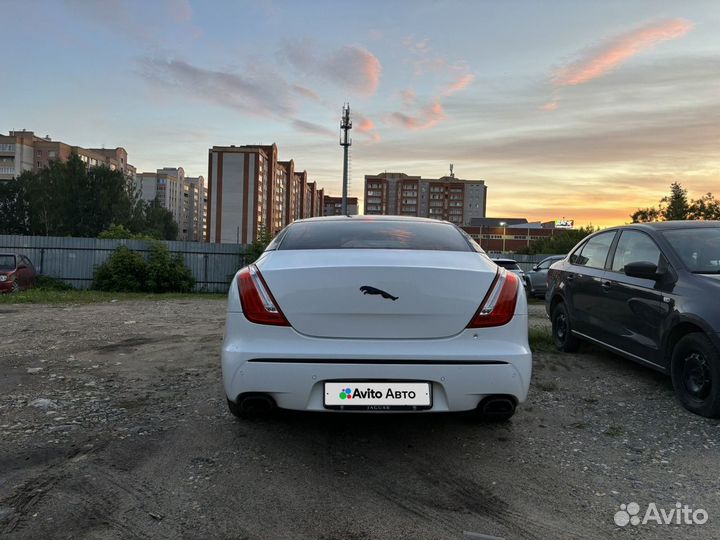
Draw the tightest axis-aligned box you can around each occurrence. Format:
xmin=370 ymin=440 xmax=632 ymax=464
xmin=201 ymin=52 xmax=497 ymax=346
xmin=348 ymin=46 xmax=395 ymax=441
xmin=0 ymin=253 xmax=37 ymax=293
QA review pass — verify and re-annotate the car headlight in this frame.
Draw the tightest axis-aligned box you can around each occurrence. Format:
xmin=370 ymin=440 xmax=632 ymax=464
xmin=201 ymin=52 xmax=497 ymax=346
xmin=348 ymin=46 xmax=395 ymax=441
xmin=0 ymin=275 xmax=7 ymax=282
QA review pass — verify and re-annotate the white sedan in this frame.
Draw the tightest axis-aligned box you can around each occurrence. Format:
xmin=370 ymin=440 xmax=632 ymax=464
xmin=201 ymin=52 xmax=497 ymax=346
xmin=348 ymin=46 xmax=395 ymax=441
xmin=221 ymin=216 xmax=531 ymax=420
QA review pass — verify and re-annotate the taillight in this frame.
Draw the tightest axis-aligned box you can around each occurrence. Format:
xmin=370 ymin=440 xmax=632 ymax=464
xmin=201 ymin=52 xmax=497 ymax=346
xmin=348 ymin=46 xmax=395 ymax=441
xmin=467 ymin=268 xmax=519 ymax=328
xmin=237 ymin=265 xmax=290 ymax=326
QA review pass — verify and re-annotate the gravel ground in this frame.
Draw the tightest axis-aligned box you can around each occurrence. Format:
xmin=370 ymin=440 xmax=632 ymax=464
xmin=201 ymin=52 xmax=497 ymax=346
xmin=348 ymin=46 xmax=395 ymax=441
xmin=0 ymin=299 xmax=718 ymax=540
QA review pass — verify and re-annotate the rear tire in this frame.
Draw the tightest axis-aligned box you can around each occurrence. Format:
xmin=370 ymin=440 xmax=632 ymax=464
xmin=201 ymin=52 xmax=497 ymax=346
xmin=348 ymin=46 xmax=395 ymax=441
xmin=227 ymin=398 xmax=244 ymax=419
xmin=552 ymin=302 xmax=580 ymax=352
xmin=670 ymin=333 xmax=720 ymax=418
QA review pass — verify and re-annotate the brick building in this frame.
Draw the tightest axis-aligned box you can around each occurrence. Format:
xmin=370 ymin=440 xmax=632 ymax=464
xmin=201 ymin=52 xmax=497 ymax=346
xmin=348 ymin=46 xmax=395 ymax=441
xmin=364 ymin=172 xmax=486 ymax=226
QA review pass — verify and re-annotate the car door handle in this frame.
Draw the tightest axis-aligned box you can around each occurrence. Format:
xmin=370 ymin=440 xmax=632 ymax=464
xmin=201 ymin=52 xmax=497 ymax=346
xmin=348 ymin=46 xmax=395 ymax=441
xmin=601 ymin=281 xmax=612 ymax=291
xmin=566 ymin=273 xmax=575 ymax=281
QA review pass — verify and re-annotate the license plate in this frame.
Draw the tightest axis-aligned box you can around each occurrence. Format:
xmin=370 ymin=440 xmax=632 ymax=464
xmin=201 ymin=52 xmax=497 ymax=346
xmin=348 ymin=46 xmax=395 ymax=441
xmin=324 ymin=382 xmax=432 ymax=410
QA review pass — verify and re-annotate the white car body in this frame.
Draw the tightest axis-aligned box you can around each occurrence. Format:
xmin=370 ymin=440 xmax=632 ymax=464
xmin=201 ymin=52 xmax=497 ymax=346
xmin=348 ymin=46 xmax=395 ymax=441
xmin=221 ymin=216 xmax=532 ymax=416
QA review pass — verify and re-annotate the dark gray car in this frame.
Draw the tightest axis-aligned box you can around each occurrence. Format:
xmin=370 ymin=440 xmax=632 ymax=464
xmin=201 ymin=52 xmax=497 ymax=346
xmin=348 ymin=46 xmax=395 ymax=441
xmin=546 ymin=221 xmax=720 ymax=418
xmin=525 ymin=255 xmax=564 ymax=298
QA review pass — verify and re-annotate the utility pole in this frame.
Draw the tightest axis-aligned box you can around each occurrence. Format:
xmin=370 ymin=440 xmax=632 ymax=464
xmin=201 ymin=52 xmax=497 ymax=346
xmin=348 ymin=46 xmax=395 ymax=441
xmin=340 ymin=103 xmax=352 ymax=215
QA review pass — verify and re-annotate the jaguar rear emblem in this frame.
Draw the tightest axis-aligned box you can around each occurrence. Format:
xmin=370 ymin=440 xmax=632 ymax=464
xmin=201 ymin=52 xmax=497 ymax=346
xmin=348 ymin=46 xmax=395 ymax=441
xmin=360 ymin=286 xmax=398 ymax=301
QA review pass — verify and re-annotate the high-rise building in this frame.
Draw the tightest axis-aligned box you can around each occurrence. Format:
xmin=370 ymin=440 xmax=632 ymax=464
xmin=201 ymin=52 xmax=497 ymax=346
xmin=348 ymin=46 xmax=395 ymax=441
xmin=136 ymin=168 xmax=207 ymax=242
xmin=364 ymin=172 xmax=487 ymax=226
xmin=207 ymin=145 xmax=269 ymax=244
xmin=206 ymin=143 xmax=326 ymax=243
xmin=324 ymin=195 xmax=359 ymax=216
xmin=184 ymin=176 xmax=207 ymax=242
xmin=0 ymin=130 xmax=136 ymax=181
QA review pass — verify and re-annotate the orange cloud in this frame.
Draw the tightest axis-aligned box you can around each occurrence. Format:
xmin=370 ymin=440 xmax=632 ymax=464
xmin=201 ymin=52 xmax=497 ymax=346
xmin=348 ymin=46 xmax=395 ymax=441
xmin=554 ymin=19 xmax=693 ymax=86
xmin=542 ymin=101 xmax=559 ymax=111
xmin=442 ymin=73 xmax=475 ymax=96
xmin=357 ymin=117 xmax=375 ymax=133
xmin=356 ymin=115 xmax=381 ymax=142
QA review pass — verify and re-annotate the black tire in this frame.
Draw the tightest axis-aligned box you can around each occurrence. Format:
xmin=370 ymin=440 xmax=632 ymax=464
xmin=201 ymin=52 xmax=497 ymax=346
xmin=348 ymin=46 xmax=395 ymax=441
xmin=670 ymin=333 xmax=720 ymax=418
xmin=552 ymin=302 xmax=581 ymax=352
xmin=227 ymin=398 xmax=244 ymax=419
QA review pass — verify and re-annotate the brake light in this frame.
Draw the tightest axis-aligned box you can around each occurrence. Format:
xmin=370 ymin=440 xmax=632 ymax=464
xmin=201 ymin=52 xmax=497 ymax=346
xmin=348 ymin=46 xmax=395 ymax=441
xmin=237 ymin=265 xmax=290 ymax=326
xmin=467 ymin=268 xmax=519 ymax=328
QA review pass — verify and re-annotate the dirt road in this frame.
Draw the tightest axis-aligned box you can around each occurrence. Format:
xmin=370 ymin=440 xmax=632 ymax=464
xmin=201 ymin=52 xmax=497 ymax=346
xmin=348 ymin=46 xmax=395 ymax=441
xmin=1 ymin=299 xmax=717 ymax=539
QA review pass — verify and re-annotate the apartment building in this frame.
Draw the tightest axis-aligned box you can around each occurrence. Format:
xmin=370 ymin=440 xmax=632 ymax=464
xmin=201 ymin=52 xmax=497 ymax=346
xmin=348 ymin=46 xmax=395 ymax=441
xmin=364 ymin=171 xmax=487 ymax=226
xmin=278 ymin=160 xmax=296 ymax=224
xmin=0 ymin=130 xmax=136 ymax=181
xmin=184 ymin=176 xmax=207 ymax=242
xmin=324 ymin=195 xmax=359 ymax=216
xmin=136 ymin=168 xmax=207 ymax=242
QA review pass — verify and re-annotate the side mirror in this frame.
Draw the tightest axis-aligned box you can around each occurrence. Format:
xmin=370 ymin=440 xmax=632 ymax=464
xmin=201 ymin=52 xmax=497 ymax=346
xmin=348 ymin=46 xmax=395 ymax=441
xmin=624 ymin=261 xmax=660 ymax=280
xmin=532 ymin=265 xmax=540 ymax=271
xmin=17 ymin=263 xmax=27 ymax=270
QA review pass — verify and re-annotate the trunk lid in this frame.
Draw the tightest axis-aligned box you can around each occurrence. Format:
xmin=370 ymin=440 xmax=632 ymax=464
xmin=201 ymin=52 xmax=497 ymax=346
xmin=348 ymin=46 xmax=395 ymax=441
xmin=256 ymin=250 xmax=498 ymax=339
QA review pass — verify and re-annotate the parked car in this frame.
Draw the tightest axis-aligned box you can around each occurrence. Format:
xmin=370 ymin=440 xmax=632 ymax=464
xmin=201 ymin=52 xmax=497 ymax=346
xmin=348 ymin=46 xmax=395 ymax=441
xmin=525 ymin=255 xmax=565 ymax=297
xmin=0 ymin=253 xmax=36 ymax=294
xmin=546 ymin=221 xmax=720 ymax=417
xmin=223 ymin=216 xmax=531 ymax=420
xmin=491 ymin=258 xmax=527 ymax=288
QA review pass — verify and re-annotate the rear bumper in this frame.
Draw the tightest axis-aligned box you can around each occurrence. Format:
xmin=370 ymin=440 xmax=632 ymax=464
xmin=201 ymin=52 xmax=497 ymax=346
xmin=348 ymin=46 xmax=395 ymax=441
xmin=222 ymin=312 xmax=532 ymax=413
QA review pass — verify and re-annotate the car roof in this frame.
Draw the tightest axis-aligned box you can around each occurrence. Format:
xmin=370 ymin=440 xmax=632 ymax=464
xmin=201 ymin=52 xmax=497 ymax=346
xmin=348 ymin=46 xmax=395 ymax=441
xmin=293 ymin=215 xmax=453 ymax=225
xmin=612 ymin=221 xmax=720 ymax=232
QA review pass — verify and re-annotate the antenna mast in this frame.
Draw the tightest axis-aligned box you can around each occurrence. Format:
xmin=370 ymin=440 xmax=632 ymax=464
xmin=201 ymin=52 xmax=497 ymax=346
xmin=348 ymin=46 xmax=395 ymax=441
xmin=340 ymin=103 xmax=352 ymax=215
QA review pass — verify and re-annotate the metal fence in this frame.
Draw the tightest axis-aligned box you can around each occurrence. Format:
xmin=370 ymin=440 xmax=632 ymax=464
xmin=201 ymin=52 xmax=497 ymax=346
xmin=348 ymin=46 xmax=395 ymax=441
xmin=0 ymin=235 xmax=248 ymax=292
xmin=0 ymin=234 xmax=560 ymax=293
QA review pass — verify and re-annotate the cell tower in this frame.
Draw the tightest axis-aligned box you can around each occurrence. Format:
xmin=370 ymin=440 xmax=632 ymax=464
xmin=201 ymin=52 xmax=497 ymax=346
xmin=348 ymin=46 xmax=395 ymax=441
xmin=340 ymin=103 xmax=352 ymax=215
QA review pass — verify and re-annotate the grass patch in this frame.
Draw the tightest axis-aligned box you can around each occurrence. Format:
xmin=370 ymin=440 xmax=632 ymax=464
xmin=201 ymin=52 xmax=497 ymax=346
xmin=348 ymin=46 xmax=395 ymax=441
xmin=0 ymin=289 xmax=226 ymax=304
xmin=529 ymin=326 xmax=556 ymax=352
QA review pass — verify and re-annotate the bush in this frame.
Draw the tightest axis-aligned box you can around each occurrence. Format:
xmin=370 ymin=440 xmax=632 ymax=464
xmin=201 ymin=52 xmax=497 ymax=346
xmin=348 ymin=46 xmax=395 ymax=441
xmin=98 ymin=224 xmax=155 ymax=240
xmin=34 ymin=275 xmax=74 ymax=291
xmin=145 ymin=242 xmax=195 ymax=293
xmin=92 ymin=245 xmax=148 ymax=292
xmin=92 ymin=243 xmax=195 ymax=293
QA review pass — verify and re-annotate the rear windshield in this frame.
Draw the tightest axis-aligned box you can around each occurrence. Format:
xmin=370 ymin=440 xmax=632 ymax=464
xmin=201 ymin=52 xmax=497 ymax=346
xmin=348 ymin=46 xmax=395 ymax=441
xmin=494 ymin=261 xmax=520 ymax=270
xmin=276 ymin=220 xmax=473 ymax=251
xmin=0 ymin=255 xmax=16 ymax=271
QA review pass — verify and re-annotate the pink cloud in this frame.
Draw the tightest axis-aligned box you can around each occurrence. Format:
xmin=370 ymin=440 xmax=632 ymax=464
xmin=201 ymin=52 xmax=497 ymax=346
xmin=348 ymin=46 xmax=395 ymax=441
xmin=554 ymin=19 xmax=693 ymax=86
xmin=542 ymin=101 xmax=559 ymax=111
xmin=442 ymin=73 xmax=475 ymax=96
xmin=389 ymin=100 xmax=446 ymax=131
xmin=356 ymin=115 xmax=381 ymax=142
xmin=284 ymin=42 xmax=382 ymax=96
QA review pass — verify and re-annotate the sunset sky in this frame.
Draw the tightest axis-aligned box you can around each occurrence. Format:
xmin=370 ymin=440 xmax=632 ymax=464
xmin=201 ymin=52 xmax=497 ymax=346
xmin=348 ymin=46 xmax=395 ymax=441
xmin=3 ymin=0 xmax=719 ymax=226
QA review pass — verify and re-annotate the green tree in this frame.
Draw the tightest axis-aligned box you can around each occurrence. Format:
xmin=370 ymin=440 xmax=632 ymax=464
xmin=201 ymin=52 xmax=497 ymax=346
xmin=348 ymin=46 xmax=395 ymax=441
xmin=517 ymin=226 xmax=597 ymax=255
xmin=661 ymin=182 xmax=690 ymax=221
xmin=631 ymin=182 xmax=720 ymax=223
xmin=143 ymin=199 xmax=179 ymax=241
xmin=98 ymin=224 xmax=155 ymax=240
xmin=0 ymin=154 xmax=178 ymax=239
xmin=630 ymin=207 xmax=661 ymax=223
xmin=244 ymin=226 xmax=273 ymax=264
xmin=0 ymin=177 xmax=30 ymax=234
xmin=688 ymin=193 xmax=720 ymax=221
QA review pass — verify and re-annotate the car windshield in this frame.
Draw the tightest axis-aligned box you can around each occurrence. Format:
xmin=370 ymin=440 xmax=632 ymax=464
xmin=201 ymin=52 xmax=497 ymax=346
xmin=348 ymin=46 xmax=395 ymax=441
xmin=495 ymin=261 xmax=520 ymax=270
xmin=0 ymin=255 xmax=16 ymax=271
xmin=662 ymin=228 xmax=720 ymax=273
xmin=276 ymin=220 xmax=473 ymax=251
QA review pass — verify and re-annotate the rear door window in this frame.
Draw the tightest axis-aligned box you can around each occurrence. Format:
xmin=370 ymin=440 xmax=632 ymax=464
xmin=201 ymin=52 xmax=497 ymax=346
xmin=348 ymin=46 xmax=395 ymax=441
xmin=573 ymin=231 xmax=616 ymax=269
xmin=611 ymin=231 xmax=662 ymax=273
xmin=278 ymin=220 xmax=473 ymax=251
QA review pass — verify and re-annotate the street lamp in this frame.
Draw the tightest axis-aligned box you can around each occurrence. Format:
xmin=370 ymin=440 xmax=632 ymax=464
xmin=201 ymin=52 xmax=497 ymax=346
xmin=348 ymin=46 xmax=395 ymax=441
xmin=499 ymin=222 xmax=507 ymax=252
